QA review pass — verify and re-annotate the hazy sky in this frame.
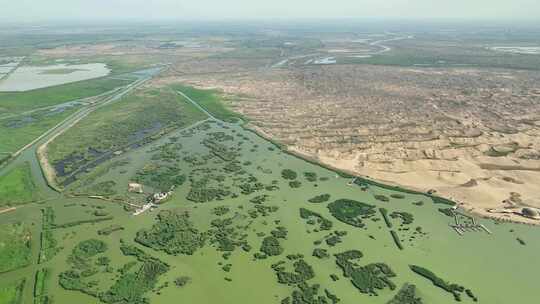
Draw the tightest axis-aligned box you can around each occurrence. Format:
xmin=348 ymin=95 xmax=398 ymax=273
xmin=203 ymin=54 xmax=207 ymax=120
xmin=2 ymin=0 xmax=539 ymax=22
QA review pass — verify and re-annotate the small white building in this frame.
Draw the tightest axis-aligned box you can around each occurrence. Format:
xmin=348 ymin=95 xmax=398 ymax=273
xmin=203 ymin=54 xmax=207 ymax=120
xmin=128 ymin=182 xmax=144 ymax=193
xmin=152 ymin=191 xmax=172 ymax=203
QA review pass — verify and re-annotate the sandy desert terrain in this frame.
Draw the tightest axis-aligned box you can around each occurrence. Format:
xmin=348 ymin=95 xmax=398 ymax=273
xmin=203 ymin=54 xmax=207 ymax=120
xmin=166 ymin=62 xmax=540 ymax=224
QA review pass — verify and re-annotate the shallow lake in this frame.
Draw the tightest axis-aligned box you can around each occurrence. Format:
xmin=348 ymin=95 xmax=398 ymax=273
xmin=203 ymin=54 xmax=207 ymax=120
xmin=0 ymin=63 xmax=110 ymax=92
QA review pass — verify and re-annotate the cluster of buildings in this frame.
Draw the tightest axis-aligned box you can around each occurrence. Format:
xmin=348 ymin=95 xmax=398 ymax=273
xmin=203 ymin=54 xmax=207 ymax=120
xmin=128 ymin=182 xmax=173 ymax=216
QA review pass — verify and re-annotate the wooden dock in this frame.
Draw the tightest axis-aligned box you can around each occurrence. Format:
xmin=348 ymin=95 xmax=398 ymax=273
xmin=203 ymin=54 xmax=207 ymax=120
xmin=450 ymin=209 xmax=491 ymax=235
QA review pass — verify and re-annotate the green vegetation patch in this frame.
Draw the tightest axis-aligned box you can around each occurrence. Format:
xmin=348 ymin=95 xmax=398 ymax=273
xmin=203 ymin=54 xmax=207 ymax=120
xmin=327 ymin=199 xmax=376 ymax=228
xmin=0 ymin=77 xmax=131 ymax=114
xmin=203 ymin=139 xmax=237 ymax=161
xmin=172 ymin=84 xmax=245 ymax=122
xmin=213 ymin=206 xmax=230 ymax=216
xmin=390 ymin=211 xmax=414 ymax=225
xmin=0 ymin=105 xmax=78 ymax=153
xmin=34 ymin=268 xmax=50 ymax=298
xmin=186 ymin=172 xmax=231 ymax=203
xmin=71 ymin=239 xmax=108 ymax=261
xmin=38 ymin=228 xmax=59 ymax=264
xmin=174 ymin=276 xmax=191 ymax=288
xmin=0 ymin=279 xmax=25 ymax=304
xmin=260 ymin=236 xmax=283 ymax=256
xmin=354 ymin=178 xmax=455 ymax=206
xmin=335 ymin=250 xmax=396 ymax=296
xmin=288 ymin=180 xmax=302 ymax=188
xmin=53 ymin=216 xmax=114 ymax=229
xmin=0 ymin=222 xmax=32 ymax=273
xmin=58 ymin=239 xmax=109 ymax=297
xmin=135 ymin=210 xmax=206 ymax=255
xmin=325 ymin=230 xmax=347 ymax=247
xmin=387 ymin=283 xmax=423 ymax=304
xmin=303 ymin=171 xmax=318 ymax=182
xmin=379 ymin=208 xmax=392 ymax=228
xmin=208 ymin=217 xmax=250 ymax=252
xmin=281 ymin=169 xmax=298 ymax=180
xmin=98 ymin=225 xmax=125 ymax=236
xmin=438 ymin=208 xmax=455 ymax=217
xmin=47 ymin=85 xmax=206 ymax=181
xmin=312 ymin=248 xmax=329 ymax=259
xmin=85 ymin=180 xmax=117 ymax=196
xmin=374 ymin=194 xmax=390 ymax=202
xmin=299 ymin=208 xmax=333 ymax=231
xmin=134 ymin=162 xmax=186 ymax=192
xmin=41 ymin=205 xmax=110 ymax=234
xmin=0 ymin=162 xmax=38 ymax=207
xmin=59 ymin=238 xmax=170 ymax=304
xmin=409 ymin=265 xmax=477 ymax=302
xmin=273 ymin=258 xmax=314 ymax=285
xmin=101 ymin=244 xmax=170 ymax=304
xmin=308 ymin=194 xmax=331 ymax=204
xmin=390 ymin=230 xmax=404 ymax=250
xmin=272 ymin=257 xmax=340 ymax=304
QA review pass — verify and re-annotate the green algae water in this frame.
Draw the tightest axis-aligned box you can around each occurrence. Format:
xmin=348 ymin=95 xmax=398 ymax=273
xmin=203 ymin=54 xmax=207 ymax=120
xmin=1 ymin=120 xmax=539 ymax=304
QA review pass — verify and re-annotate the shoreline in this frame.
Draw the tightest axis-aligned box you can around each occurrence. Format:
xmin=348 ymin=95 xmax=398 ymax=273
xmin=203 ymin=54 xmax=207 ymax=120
xmin=262 ymin=138 xmax=540 ymax=227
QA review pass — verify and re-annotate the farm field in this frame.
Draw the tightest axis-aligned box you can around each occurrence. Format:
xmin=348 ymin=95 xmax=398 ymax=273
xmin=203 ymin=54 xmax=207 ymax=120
xmin=0 ymin=64 xmax=164 ymax=171
xmin=0 ymin=162 xmax=38 ymax=207
xmin=0 ymin=223 xmax=31 ymax=273
xmin=0 ymin=77 xmax=132 ymax=116
xmin=0 ymin=279 xmax=24 ymax=304
xmin=0 ymin=105 xmax=79 ymax=154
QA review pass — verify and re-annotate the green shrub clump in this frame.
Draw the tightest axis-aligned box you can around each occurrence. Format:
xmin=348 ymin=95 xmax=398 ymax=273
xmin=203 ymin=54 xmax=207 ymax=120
xmin=174 ymin=276 xmax=191 ymax=287
xmin=260 ymin=236 xmax=283 ymax=256
xmin=289 ymin=180 xmax=302 ymax=188
xmin=390 ymin=230 xmax=404 ymax=250
xmin=327 ymin=199 xmax=376 ymax=228
xmin=335 ymin=250 xmax=396 ymax=296
xmin=299 ymin=208 xmax=333 ymax=231
xmin=308 ymin=194 xmax=331 ymax=204
xmin=281 ymin=169 xmax=298 ymax=180
xmin=100 ymin=258 xmax=169 ymax=304
xmin=72 ymin=239 xmax=107 ymax=259
xmin=303 ymin=172 xmax=318 ymax=182
xmin=390 ymin=211 xmax=414 ymax=225
xmin=379 ymin=208 xmax=392 ymax=228
xmin=374 ymin=195 xmax=389 ymax=202
xmin=135 ymin=210 xmax=205 ymax=255
xmin=34 ymin=268 xmax=50 ymax=298
xmin=312 ymin=248 xmax=329 ymax=259
xmin=409 ymin=265 xmax=471 ymax=302
xmin=97 ymin=225 xmax=125 ymax=236
xmin=272 ymin=258 xmax=339 ymax=303
xmin=388 ymin=283 xmax=423 ymax=304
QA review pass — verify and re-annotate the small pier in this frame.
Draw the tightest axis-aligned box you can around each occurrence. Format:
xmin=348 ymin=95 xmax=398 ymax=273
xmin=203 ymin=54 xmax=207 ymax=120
xmin=133 ymin=203 xmax=155 ymax=216
xmin=450 ymin=209 xmax=491 ymax=236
